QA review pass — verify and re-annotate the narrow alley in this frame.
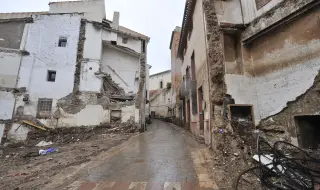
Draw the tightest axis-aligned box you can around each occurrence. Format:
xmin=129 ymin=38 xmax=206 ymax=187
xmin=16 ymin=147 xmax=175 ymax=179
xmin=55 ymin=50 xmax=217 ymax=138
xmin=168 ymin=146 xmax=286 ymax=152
xmin=50 ymin=120 xmax=216 ymax=190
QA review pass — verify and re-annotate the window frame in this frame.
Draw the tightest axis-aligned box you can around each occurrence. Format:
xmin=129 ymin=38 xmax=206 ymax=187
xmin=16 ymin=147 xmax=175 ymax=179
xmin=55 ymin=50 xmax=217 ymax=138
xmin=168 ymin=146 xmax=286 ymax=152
xmin=47 ymin=70 xmax=56 ymax=82
xmin=58 ymin=37 xmax=67 ymax=47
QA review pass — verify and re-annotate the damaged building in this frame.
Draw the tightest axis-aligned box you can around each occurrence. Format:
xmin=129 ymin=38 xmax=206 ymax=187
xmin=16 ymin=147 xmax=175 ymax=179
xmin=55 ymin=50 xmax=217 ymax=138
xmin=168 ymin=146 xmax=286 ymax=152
xmin=0 ymin=0 xmax=150 ymax=142
xmin=176 ymin=0 xmax=320 ymax=149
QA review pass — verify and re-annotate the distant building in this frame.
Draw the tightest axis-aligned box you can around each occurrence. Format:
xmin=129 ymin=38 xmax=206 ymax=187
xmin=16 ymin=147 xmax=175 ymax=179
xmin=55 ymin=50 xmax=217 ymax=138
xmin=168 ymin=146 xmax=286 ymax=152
xmin=0 ymin=0 xmax=150 ymax=142
xmin=169 ymin=26 xmax=182 ymax=125
xmin=149 ymin=70 xmax=173 ymax=118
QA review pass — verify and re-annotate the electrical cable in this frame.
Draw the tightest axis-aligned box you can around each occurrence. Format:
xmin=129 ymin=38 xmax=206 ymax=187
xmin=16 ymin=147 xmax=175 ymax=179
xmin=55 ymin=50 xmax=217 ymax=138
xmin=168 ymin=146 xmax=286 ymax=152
xmin=235 ymin=134 xmax=320 ymax=190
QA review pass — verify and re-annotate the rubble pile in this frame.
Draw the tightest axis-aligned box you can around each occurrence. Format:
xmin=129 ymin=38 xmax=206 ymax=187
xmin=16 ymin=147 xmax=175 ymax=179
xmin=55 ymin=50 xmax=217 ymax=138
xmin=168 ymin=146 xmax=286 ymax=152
xmin=210 ymin=117 xmax=261 ymax=189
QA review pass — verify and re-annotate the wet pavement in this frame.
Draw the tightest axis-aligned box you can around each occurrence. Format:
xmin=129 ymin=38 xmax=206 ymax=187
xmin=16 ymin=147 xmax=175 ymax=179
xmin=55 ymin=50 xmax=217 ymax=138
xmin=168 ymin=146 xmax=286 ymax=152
xmin=66 ymin=120 xmax=217 ymax=190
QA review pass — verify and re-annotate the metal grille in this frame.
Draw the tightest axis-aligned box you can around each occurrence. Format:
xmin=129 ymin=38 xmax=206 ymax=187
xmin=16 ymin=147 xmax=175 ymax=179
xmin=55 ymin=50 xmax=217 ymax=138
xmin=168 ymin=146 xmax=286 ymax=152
xmin=38 ymin=98 xmax=53 ymax=112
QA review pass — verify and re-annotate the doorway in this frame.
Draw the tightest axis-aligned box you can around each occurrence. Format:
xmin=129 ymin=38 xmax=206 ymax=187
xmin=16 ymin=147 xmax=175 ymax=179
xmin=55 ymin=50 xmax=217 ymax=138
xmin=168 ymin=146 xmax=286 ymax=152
xmin=187 ymin=99 xmax=191 ymax=130
xmin=198 ymin=86 xmax=204 ymax=134
xmin=295 ymin=115 xmax=320 ymax=149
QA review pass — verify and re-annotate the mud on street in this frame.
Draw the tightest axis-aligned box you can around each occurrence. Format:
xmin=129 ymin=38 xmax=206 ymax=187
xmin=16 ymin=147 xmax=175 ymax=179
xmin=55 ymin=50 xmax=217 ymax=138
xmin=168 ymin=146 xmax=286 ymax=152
xmin=0 ymin=123 xmax=137 ymax=190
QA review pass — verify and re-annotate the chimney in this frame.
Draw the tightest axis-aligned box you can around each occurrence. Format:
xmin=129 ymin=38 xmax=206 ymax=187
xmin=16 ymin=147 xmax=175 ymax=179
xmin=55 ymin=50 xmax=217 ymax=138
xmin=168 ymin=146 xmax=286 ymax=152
xmin=113 ymin=12 xmax=120 ymax=29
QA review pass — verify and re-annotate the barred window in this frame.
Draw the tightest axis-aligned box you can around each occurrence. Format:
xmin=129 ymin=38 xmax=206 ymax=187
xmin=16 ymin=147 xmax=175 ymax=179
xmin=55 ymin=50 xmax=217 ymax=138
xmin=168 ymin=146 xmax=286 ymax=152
xmin=38 ymin=98 xmax=53 ymax=112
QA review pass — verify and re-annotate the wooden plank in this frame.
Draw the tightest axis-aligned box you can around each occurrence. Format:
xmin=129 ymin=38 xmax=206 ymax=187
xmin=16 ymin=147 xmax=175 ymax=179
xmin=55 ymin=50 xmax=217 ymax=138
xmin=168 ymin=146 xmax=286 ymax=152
xmin=22 ymin=120 xmax=47 ymax=131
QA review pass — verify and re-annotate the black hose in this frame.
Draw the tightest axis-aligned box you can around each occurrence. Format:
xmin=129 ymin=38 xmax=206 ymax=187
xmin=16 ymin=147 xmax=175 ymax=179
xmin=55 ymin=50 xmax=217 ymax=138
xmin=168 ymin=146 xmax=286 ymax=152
xmin=235 ymin=135 xmax=320 ymax=190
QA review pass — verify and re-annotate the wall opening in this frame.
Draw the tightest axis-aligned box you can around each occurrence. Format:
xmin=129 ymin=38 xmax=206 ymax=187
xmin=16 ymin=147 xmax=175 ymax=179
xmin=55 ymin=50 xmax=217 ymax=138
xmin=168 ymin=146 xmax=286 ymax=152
xmin=142 ymin=40 xmax=146 ymax=53
xmin=58 ymin=37 xmax=67 ymax=47
xmin=160 ymin=81 xmax=163 ymax=89
xmin=229 ymin=105 xmax=254 ymax=137
xmin=47 ymin=70 xmax=56 ymax=82
xmin=110 ymin=110 xmax=122 ymax=122
xmin=295 ymin=115 xmax=320 ymax=150
xmin=198 ymin=86 xmax=204 ymax=132
xmin=191 ymin=51 xmax=196 ymax=80
xmin=122 ymin=37 xmax=128 ymax=44
xmin=37 ymin=98 xmax=53 ymax=118
xmin=223 ymin=33 xmax=243 ymax=74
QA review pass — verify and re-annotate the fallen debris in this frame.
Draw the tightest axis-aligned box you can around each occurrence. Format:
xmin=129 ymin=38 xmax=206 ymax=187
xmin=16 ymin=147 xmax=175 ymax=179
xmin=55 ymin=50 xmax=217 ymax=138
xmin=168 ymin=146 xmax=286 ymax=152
xmin=39 ymin=148 xmax=57 ymax=155
xmin=35 ymin=141 xmax=53 ymax=147
xmin=0 ymin=125 xmax=134 ymax=190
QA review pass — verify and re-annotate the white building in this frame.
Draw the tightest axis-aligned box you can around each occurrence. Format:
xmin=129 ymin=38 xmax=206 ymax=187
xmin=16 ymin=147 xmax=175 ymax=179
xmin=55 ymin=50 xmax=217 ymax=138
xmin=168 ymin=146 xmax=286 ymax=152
xmin=0 ymin=0 xmax=149 ymax=142
xmin=149 ymin=70 xmax=173 ymax=118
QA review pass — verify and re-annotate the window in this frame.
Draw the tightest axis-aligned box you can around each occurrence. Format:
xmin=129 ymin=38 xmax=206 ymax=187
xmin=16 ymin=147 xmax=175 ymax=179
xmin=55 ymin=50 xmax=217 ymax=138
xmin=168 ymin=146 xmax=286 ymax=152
xmin=188 ymin=19 xmax=193 ymax=40
xmin=58 ymin=37 xmax=67 ymax=47
xmin=142 ymin=40 xmax=146 ymax=53
xmin=122 ymin=37 xmax=128 ymax=44
xmin=191 ymin=51 xmax=196 ymax=80
xmin=111 ymin=41 xmax=117 ymax=45
xmin=47 ymin=70 xmax=56 ymax=82
xmin=228 ymin=105 xmax=254 ymax=137
xmin=160 ymin=81 xmax=163 ymax=89
xmin=37 ymin=98 xmax=53 ymax=118
xmin=295 ymin=115 xmax=320 ymax=149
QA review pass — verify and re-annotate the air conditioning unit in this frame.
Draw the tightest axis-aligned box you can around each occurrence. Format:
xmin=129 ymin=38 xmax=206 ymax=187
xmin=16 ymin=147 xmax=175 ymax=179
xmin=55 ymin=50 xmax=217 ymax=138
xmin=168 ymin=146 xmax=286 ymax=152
xmin=23 ymin=94 xmax=30 ymax=103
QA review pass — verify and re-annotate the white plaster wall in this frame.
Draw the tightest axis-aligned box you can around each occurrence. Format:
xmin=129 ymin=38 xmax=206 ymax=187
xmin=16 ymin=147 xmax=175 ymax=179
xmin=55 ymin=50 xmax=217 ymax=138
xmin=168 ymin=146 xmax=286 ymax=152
xmin=8 ymin=123 xmax=30 ymax=141
xmin=0 ymin=51 xmax=21 ymax=88
xmin=214 ymin=0 xmax=243 ymax=24
xmin=121 ymin=105 xmax=135 ymax=122
xmin=0 ymin=124 xmax=4 ymax=143
xmin=80 ymin=61 xmax=102 ymax=93
xmin=16 ymin=14 xmax=81 ymax=119
xmin=49 ymin=0 xmax=106 ymax=22
xmin=241 ymin=0 xmax=283 ymax=24
xmin=116 ymin=35 xmax=142 ymax=53
xmin=226 ymin=57 xmax=320 ymax=124
xmin=149 ymin=72 xmax=171 ymax=91
xmin=56 ymin=105 xmax=109 ymax=127
xmin=101 ymin=46 xmax=140 ymax=93
xmin=0 ymin=91 xmax=15 ymax=120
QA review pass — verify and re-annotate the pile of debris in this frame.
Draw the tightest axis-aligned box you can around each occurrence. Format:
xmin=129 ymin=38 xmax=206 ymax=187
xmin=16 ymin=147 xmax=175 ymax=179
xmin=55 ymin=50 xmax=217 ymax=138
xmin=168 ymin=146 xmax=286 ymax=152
xmin=210 ymin=117 xmax=261 ymax=189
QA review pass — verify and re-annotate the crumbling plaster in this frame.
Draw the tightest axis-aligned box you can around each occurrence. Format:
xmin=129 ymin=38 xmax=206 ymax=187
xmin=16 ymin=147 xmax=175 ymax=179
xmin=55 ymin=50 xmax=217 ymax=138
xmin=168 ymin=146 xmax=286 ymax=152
xmin=226 ymin=6 xmax=320 ymax=124
xmin=214 ymin=0 xmax=243 ymax=24
xmin=240 ymin=0 xmax=283 ymax=24
xmin=242 ymin=0 xmax=316 ymax=40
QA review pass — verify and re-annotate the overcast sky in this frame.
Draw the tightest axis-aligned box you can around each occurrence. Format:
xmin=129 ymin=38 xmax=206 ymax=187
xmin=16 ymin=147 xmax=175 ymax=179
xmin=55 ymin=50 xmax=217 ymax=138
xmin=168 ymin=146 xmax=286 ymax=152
xmin=1 ymin=0 xmax=185 ymax=74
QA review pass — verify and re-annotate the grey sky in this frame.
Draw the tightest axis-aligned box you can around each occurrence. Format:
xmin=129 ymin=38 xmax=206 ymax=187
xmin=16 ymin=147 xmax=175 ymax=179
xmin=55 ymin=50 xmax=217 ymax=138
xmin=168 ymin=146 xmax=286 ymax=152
xmin=1 ymin=0 xmax=185 ymax=75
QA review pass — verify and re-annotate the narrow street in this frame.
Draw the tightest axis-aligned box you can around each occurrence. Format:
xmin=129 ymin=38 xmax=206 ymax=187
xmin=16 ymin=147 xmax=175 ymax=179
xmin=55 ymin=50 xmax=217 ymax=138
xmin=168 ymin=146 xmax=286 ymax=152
xmin=61 ymin=120 xmax=216 ymax=190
